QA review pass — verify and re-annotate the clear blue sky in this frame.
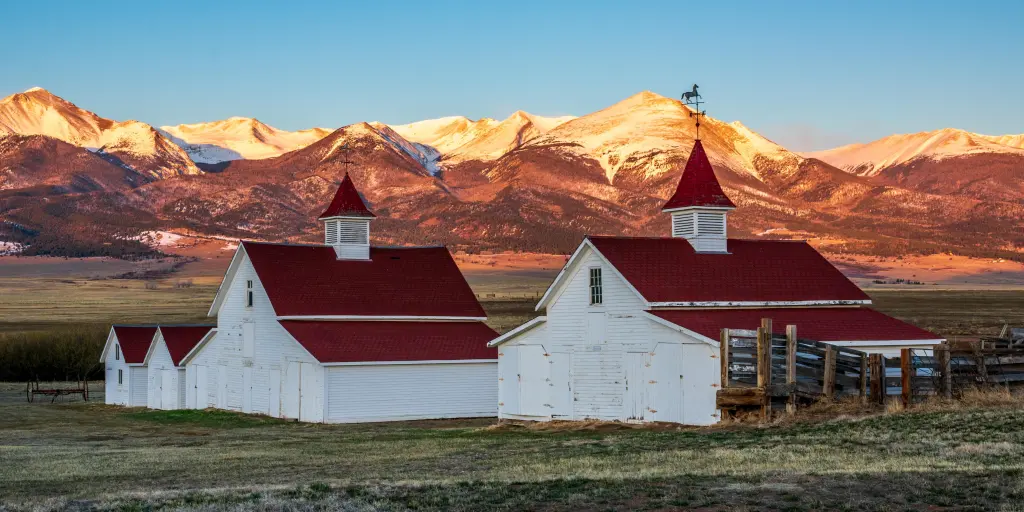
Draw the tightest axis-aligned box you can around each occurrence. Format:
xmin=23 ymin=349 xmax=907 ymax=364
xmin=1 ymin=0 xmax=1021 ymax=151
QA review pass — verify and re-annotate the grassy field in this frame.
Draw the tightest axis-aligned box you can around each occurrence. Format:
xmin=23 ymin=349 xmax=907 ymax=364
xmin=1 ymin=272 xmax=1021 ymax=337
xmin=2 ymin=385 xmax=1024 ymax=511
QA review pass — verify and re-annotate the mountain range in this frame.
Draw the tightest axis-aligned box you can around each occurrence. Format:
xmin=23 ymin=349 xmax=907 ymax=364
xmin=0 ymin=87 xmax=1021 ymax=260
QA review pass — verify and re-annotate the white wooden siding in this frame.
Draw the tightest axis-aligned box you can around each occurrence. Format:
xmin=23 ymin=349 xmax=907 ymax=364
xmin=147 ymin=333 xmax=179 ymax=409
xmin=104 ymin=336 xmax=131 ymax=406
xmin=325 ymin=363 xmax=497 ymax=423
xmin=187 ymin=253 xmax=321 ymax=419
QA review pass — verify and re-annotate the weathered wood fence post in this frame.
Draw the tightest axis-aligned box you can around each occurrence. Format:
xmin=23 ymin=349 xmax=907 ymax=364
xmin=757 ymin=318 xmax=773 ymax=421
xmin=720 ymin=328 xmax=730 ymax=389
xmin=869 ymin=354 xmax=885 ymax=404
xmin=823 ymin=346 xmax=837 ymax=400
xmin=785 ymin=325 xmax=797 ymax=415
xmin=859 ymin=352 xmax=868 ymax=402
xmin=901 ymin=348 xmax=912 ymax=409
xmin=936 ymin=344 xmax=952 ymax=399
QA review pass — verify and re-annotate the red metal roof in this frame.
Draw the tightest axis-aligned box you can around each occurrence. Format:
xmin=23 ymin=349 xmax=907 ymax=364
xmin=280 ymin=321 xmax=498 ymax=363
xmin=159 ymin=326 xmax=215 ymax=366
xmin=587 ymin=237 xmax=870 ymax=304
xmin=112 ymin=326 xmax=157 ymax=364
xmin=662 ymin=140 xmax=736 ymax=210
xmin=318 ymin=173 xmax=375 ymax=219
xmin=652 ymin=307 xmax=940 ymax=342
xmin=242 ymin=242 xmax=487 ymax=317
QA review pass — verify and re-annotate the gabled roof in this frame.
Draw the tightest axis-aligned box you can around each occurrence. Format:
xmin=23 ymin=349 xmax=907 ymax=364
xmin=158 ymin=325 xmax=216 ymax=366
xmin=662 ymin=140 xmax=736 ymax=210
xmin=109 ymin=326 xmax=158 ymax=364
xmin=587 ymin=237 xmax=870 ymax=305
xmin=651 ymin=307 xmax=942 ymax=343
xmin=279 ymin=321 xmax=498 ymax=363
xmin=242 ymin=242 xmax=486 ymax=317
xmin=318 ymin=173 xmax=375 ymax=219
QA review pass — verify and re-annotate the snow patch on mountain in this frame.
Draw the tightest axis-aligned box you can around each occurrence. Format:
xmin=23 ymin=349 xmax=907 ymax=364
xmin=161 ymin=117 xmax=332 ymax=163
xmin=805 ymin=128 xmax=1024 ymax=176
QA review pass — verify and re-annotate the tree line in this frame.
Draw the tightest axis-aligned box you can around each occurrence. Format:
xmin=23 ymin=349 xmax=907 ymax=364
xmin=0 ymin=325 xmax=108 ymax=382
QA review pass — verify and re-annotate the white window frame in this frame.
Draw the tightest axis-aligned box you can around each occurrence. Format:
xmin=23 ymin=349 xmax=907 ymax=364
xmin=115 ymin=344 xmax=120 ymax=361
xmin=589 ymin=267 xmax=603 ymax=306
xmin=117 ymin=369 xmax=123 ymax=386
xmin=245 ymin=280 xmax=254 ymax=309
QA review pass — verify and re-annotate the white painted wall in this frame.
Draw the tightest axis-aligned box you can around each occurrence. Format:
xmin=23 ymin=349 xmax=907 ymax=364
xmin=187 ymin=253 xmax=321 ymax=420
xmin=104 ymin=334 xmax=130 ymax=406
xmin=497 ymin=246 xmax=721 ymax=425
xmin=147 ymin=333 xmax=184 ymax=410
xmin=325 ymin=363 xmax=497 ymax=423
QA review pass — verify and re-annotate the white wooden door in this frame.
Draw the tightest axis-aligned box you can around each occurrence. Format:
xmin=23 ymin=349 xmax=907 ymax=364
xmin=194 ymin=365 xmax=207 ymax=409
xmin=299 ymin=362 xmax=319 ymax=422
xmin=624 ymin=352 xmax=649 ymax=421
xmin=242 ymin=367 xmax=253 ymax=413
xmin=653 ymin=344 xmax=683 ymax=423
xmin=161 ymin=369 xmax=176 ymax=409
xmin=282 ymin=361 xmax=301 ymax=419
xmin=549 ymin=352 xmax=572 ymax=419
xmin=499 ymin=346 xmax=520 ymax=415
xmin=268 ymin=369 xmax=281 ymax=417
xmin=586 ymin=311 xmax=606 ymax=345
xmin=217 ymin=366 xmax=228 ymax=409
xmin=518 ymin=346 xmax=548 ymax=416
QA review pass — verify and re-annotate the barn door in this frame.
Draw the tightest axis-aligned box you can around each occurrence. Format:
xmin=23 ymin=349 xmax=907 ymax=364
xmin=549 ymin=352 xmax=572 ymax=419
xmin=268 ymin=369 xmax=281 ymax=417
xmin=299 ymin=362 xmax=319 ymax=422
xmin=282 ymin=361 xmax=301 ymax=419
xmin=624 ymin=352 xmax=650 ymax=421
xmin=499 ymin=346 xmax=520 ymax=415
xmin=149 ymin=370 xmax=160 ymax=409
xmin=518 ymin=346 xmax=548 ymax=416
xmin=586 ymin=312 xmax=606 ymax=345
xmin=652 ymin=344 xmax=683 ymax=423
xmin=242 ymin=367 xmax=253 ymax=413
xmin=161 ymin=369 xmax=176 ymax=409
xmin=194 ymin=365 xmax=207 ymax=409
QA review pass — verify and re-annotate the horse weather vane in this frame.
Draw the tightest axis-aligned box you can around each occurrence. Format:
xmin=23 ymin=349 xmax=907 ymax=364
xmin=681 ymin=84 xmax=706 ymax=140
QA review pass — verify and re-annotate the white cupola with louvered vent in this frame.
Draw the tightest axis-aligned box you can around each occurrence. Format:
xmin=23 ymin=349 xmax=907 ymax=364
xmin=661 ymin=140 xmax=736 ymax=254
xmin=318 ymin=173 xmax=376 ymax=260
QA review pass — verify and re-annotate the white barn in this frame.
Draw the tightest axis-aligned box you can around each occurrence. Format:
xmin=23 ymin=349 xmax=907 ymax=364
xmin=144 ymin=325 xmax=214 ymax=410
xmin=184 ymin=173 xmax=499 ymax=423
xmin=491 ymin=139 xmax=943 ymax=425
xmin=100 ymin=325 xmax=156 ymax=406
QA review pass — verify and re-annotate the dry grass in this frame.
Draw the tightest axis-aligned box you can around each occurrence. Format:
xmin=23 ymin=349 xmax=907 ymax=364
xmin=3 ymin=387 xmax=1024 ymax=511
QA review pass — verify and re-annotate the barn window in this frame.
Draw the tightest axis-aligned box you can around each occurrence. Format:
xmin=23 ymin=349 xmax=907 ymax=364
xmin=118 ymin=369 xmax=123 ymax=385
xmin=246 ymin=280 xmax=254 ymax=308
xmin=589 ymin=267 xmax=603 ymax=305
xmin=115 ymin=344 xmax=120 ymax=361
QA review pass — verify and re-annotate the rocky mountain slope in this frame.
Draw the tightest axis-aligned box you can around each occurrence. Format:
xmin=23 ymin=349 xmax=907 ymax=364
xmin=0 ymin=88 xmax=1020 ymax=261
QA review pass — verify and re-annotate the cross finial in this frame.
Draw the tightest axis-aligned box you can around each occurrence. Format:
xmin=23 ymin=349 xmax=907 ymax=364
xmin=681 ymin=83 xmax=706 ymax=140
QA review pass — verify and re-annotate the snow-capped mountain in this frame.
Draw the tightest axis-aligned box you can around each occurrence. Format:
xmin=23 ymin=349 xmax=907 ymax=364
xmin=0 ymin=88 xmax=200 ymax=178
xmin=805 ymin=128 xmax=1024 ymax=177
xmin=160 ymin=117 xmax=332 ymax=163
xmin=388 ymin=112 xmax=575 ymax=163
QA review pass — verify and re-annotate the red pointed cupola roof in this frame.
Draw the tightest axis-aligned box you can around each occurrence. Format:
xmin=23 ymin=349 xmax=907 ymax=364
xmin=662 ymin=140 xmax=735 ymax=210
xmin=318 ymin=173 xmax=375 ymax=219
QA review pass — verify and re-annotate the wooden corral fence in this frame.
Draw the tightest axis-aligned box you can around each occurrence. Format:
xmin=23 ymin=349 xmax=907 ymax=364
xmin=716 ymin=319 xmax=1024 ymax=421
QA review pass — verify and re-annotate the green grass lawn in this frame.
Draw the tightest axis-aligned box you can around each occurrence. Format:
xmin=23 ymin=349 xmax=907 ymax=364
xmin=2 ymin=384 xmax=1023 ymax=511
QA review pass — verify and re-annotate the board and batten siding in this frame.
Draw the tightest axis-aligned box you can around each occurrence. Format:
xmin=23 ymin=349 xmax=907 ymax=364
xmin=325 ymin=363 xmax=497 ymax=423
xmin=187 ymin=253 xmax=322 ymax=420
xmin=147 ymin=333 xmax=180 ymax=409
xmin=104 ymin=336 xmax=131 ymax=406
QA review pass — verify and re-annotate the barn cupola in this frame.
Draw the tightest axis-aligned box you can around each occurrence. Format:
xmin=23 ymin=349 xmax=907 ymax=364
xmin=318 ymin=173 xmax=375 ymax=260
xmin=661 ymin=140 xmax=735 ymax=253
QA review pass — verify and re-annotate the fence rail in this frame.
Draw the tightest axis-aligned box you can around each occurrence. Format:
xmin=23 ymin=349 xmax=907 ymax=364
xmin=717 ymin=319 xmax=1024 ymax=421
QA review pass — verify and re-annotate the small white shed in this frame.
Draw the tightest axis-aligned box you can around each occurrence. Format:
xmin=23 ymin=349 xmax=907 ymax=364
xmin=100 ymin=325 xmax=156 ymax=407
xmin=144 ymin=325 xmax=215 ymax=410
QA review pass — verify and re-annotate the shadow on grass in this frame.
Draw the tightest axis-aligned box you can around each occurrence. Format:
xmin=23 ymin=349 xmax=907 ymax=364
xmin=124 ymin=408 xmax=291 ymax=428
